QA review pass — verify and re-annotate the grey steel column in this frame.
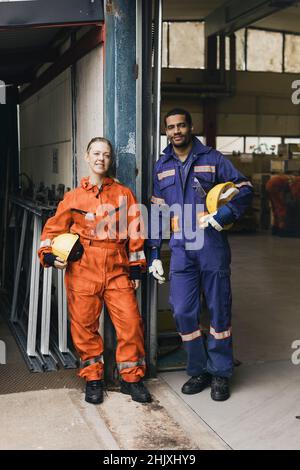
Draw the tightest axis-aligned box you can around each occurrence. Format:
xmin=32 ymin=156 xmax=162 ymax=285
xmin=147 ymin=0 xmax=163 ymax=377
xmin=141 ymin=0 xmax=154 ymax=376
xmin=153 ymin=0 xmax=163 ymax=165
xmin=104 ymin=0 xmax=137 ymax=384
xmin=104 ymin=0 xmax=137 ymax=190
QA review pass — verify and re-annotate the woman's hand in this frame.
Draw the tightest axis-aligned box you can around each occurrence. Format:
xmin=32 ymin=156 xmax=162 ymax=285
xmin=131 ymin=280 xmax=140 ymax=290
xmin=54 ymin=257 xmax=68 ymax=270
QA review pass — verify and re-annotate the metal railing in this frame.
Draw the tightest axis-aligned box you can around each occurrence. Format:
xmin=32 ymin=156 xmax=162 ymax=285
xmin=8 ymin=196 xmax=77 ymax=372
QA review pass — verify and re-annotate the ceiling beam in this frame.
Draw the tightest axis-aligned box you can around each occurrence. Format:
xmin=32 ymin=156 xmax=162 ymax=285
xmin=19 ymin=26 xmax=104 ymax=103
xmin=205 ymin=0 xmax=299 ymax=36
xmin=0 ymin=72 xmax=36 ymax=85
xmin=0 ymin=0 xmax=104 ymax=28
xmin=0 ymin=48 xmax=59 ymax=66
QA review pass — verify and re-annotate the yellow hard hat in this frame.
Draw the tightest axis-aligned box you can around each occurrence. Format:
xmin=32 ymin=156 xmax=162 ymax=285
xmin=51 ymin=233 xmax=82 ymax=262
xmin=206 ymin=182 xmax=239 ymax=230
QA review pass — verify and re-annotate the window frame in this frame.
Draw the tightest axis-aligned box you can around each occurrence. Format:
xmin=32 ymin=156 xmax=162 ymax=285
xmin=161 ymin=21 xmax=300 ymax=74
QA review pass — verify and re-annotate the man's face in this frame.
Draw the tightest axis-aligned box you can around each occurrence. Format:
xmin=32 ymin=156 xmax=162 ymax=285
xmin=165 ymin=114 xmax=193 ymax=149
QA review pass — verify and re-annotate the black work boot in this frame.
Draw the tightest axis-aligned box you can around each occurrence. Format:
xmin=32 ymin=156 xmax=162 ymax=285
xmin=120 ymin=380 xmax=152 ymax=403
xmin=85 ymin=379 xmax=104 ymax=404
xmin=211 ymin=376 xmax=230 ymax=401
xmin=181 ymin=373 xmax=211 ymax=394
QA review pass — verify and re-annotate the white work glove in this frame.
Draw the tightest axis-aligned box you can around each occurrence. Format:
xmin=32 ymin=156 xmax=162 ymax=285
xmin=199 ymin=211 xmax=223 ymax=232
xmin=149 ymin=259 xmax=166 ymax=284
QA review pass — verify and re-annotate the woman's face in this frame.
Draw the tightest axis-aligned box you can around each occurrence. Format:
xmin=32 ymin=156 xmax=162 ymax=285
xmin=85 ymin=141 xmax=111 ymax=177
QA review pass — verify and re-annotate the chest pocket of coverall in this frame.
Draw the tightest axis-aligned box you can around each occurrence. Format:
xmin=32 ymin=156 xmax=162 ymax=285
xmin=192 ymin=171 xmax=215 ymax=195
xmin=158 ymin=174 xmax=175 ymax=199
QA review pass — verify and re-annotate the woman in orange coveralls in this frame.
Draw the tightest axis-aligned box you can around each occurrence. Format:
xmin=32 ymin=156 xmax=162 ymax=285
xmin=38 ymin=137 xmax=151 ymax=404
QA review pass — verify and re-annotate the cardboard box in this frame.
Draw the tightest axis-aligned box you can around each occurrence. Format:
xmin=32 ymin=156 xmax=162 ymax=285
xmin=271 ymin=159 xmax=300 ymax=173
xmin=278 ymin=143 xmax=300 ymax=159
xmin=226 ymin=154 xmax=273 ymax=177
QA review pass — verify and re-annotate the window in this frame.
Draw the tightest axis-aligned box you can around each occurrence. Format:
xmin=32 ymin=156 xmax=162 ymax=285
xmin=247 ymin=29 xmax=283 ymax=73
xmin=161 ymin=23 xmax=300 ymax=74
xmin=160 ymin=135 xmax=204 ymax=152
xmin=162 ymin=22 xmax=168 ymax=68
xmin=217 ymin=36 xmax=230 ymax=71
xmin=161 ymin=135 xmax=286 ymax=155
xmin=196 ymin=136 xmax=204 ymax=144
xmin=168 ymin=22 xmax=205 ymax=69
xmin=246 ymin=137 xmax=281 ymax=154
xmin=161 ymin=135 xmax=168 ymax=152
xmin=285 ymin=35 xmax=300 ymax=73
xmin=284 ymin=138 xmax=300 ymax=144
xmin=216 ymin=136 xmax=244 ymax=154
xmin=222 ymin=30 xmax=246 ymax=71
xmin=163 ymin=22 xmax=247 ymax=71
xmin=236 ymin=29 xmax=246 ymax=71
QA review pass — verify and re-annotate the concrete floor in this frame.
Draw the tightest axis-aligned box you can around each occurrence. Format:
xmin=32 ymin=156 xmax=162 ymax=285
xmin=0 ymin=293 xmax=224 ymax=450
xmin=1 ymin=232 xmax=300 ymax=450
xmin=161 ymin=233 xmax=300 ymax=450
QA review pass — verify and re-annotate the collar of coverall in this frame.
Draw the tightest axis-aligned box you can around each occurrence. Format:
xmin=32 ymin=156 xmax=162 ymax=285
xmin=160 ymin=136 xmax=212 ymax=163
xmin=81 ymin=176 xmax=114 ymax=192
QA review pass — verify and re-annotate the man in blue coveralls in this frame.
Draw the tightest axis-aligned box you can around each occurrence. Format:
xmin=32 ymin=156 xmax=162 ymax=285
xmin=148 ymin=108 xmax=253 ymax=401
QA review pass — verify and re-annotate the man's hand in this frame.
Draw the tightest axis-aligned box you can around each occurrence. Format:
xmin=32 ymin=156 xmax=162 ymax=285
xmin=54 ymin=257 xmax=68 ymax=270
xmin=199 ymin=204 xmax=236 ymax=232
xmin=131 ymin=280 xmax=140 ymax=290
xmin=44 ymin=252 xmax=68 ymax=269
xmin=199 ymin=211 xmax=223 ymax=232
xmin=149 ymin=259 xmax=166 ymax=284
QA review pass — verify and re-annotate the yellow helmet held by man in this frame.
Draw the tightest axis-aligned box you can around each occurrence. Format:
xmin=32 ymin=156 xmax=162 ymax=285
xmin=206 ymin=182 xmax=239 ymax=230
xmin=51 ymin=233 xmax=83 ymax=262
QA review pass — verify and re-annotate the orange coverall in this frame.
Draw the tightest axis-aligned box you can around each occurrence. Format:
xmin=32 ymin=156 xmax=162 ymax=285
xmin=38 ymin=177 xmax=147 ymax=382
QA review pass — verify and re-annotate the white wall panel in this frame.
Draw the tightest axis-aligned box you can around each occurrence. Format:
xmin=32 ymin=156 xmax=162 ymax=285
xmin=19 ymin=44 xmax=104 ymax=189
xmin=20 ymin=69 xmax=72 ymax=187
xmin=75 ymin=45 xmax=104 ymax=183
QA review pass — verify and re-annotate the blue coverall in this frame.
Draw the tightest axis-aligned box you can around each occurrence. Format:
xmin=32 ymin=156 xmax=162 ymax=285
xmin=148 ymin=137 xmax=253 ymax=377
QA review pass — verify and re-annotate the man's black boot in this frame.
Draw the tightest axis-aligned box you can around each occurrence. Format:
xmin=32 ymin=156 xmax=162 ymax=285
xmin=181 ymin=373 xmax=211 ymax=394
xmin=120 ymin=380 xmax=152 ymax=403
xmin=85 ymin=379 xmax=104 ymax=404
xmin=211 ymin=376 xmax=230 ymax=401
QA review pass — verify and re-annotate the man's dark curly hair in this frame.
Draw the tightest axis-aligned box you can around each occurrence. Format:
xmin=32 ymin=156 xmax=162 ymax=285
xmin=164 ymin=108 xmax=193 ymax=127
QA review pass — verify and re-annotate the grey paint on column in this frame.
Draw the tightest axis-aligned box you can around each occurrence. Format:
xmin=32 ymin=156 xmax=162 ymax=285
xmin=104 ymin=0 xmax=137 ymax=192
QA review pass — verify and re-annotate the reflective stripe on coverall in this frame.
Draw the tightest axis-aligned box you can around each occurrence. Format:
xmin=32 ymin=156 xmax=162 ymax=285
xmin=148 ymin=137 xmax=253 ymax=378
xmin=38 ymin=177 xmax=146 ymax=382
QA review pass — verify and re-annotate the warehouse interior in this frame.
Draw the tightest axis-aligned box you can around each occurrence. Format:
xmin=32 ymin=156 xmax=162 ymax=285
xmin=155 ymin=0 xmax=300 ymax=450
xmin=0 ymin=0 xmax=300 ymax=450
xmin=157 ymin=1 xmax=300 ymax=362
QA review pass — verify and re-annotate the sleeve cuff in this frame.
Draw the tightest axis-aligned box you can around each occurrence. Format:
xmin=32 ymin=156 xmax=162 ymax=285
xmin=214 ymin=204 xmax=235 ymax=227
xmin=129 ymin=265 xmax=141 ymax=280
xmin=43 ymin=253 xmax=57 ymax=267
xmin=149 ymin=247 xmax=160 ymax=265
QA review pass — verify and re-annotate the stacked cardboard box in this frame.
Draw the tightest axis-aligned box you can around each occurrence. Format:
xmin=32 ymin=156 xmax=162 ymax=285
xmin=277 ymin=143 xmax=300 ymax=159
xmin=270 ymin=159 xmax=300 ymax=173
xmin=226 ymin=154 xmax=273 ymax=178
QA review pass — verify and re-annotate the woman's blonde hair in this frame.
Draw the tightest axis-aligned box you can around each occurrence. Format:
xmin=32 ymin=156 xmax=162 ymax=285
xmin=86 ymin=137 xmax=116 ymax=177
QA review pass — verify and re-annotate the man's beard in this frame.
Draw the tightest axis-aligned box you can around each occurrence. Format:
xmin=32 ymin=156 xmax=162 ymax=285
xmin=172 ymin=135 xmax=192 ymax=148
